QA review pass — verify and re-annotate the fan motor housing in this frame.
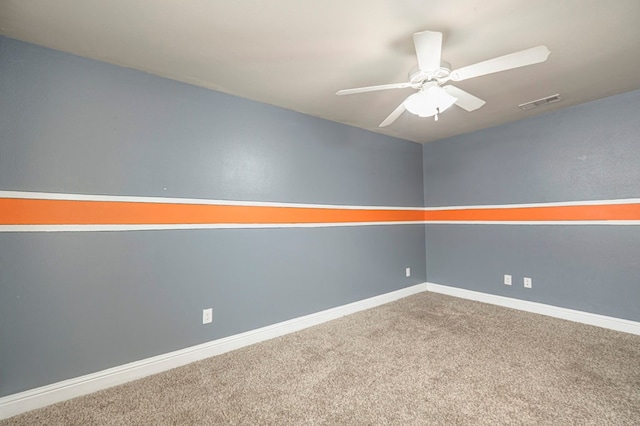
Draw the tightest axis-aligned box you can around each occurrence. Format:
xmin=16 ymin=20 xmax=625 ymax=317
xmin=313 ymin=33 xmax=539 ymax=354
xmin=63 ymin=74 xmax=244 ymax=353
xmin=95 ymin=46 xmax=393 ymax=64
xmin=408 ymin=62 xmax=452 ymax=86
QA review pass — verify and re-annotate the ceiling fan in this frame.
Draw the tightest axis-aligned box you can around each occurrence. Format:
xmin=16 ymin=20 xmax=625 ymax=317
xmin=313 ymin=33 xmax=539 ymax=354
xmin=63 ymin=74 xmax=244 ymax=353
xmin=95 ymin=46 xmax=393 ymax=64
xmin=337 ymin=31 xmax=550 ymax=127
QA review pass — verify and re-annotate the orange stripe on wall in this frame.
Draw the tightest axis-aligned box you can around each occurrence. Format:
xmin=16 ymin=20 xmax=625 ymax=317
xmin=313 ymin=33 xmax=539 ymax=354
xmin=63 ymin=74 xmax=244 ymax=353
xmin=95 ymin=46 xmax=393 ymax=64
xmin=0 ymin=198 xmax=424 ymax=225
xmin=1 ymin=197 xmax=639 ymax=226
xmin=425 ymin=204 xmax=640 ymax=222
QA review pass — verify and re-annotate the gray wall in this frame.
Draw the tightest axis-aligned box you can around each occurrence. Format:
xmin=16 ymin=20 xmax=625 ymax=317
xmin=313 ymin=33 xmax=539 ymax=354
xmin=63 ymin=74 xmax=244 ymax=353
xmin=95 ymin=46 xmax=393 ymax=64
xmin=0 ymin=37 xmax=426 ymax=397
xmin=2 ymin=33 xmax=638 ymax=399
xmin=423 ymin=89 xmax=640 ymax=321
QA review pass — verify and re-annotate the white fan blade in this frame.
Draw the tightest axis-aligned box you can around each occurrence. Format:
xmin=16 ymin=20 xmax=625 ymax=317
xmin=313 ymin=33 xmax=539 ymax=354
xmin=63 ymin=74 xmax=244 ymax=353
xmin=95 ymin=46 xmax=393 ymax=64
xmin=450 ymin=45 xmax=550 ymax=82
xmin=337 ymin=82 xmax=411 ymax=96
xmin=379 ymin=101 xmax=407 ymax=127
xmin=442 ymin=85 xmax=486 ymax=112
xmin=413 ymin=31 xmax=442 ymax=72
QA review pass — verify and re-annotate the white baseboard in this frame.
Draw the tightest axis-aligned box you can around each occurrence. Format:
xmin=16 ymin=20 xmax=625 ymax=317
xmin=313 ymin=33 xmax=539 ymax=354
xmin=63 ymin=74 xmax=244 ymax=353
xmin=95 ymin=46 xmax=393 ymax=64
xmin=0 ymin=283 xmax=428 ymax=420
xmin=426 ymin=282 xmax=640 ymax=336
xmin=5 ymin=281 xmax=636 ymax=420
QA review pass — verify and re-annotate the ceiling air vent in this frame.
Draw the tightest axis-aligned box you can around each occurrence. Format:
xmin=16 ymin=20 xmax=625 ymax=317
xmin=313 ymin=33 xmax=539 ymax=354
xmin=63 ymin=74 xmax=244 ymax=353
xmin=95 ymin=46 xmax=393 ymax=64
xmin=518 ymin=94 xmax=561 ymax=111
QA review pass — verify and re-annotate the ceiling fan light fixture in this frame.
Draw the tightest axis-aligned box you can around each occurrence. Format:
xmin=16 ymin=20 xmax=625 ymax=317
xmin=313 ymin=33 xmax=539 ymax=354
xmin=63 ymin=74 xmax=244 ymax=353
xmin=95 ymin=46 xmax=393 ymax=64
xmin=404 ymin=86 xmax=457 ymax=118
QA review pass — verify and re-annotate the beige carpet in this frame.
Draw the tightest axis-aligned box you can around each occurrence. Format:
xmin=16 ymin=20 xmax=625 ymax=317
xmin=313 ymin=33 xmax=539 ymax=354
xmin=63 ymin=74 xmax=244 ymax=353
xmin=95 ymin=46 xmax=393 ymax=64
xmin=3 ymin=292 xmax=640 ymax=425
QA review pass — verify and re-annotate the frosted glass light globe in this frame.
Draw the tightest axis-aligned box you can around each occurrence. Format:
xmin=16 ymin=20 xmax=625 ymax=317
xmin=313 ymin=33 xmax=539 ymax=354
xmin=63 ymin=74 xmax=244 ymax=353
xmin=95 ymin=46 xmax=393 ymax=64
xmin=404 ymin=86 xmax=457 ymax=118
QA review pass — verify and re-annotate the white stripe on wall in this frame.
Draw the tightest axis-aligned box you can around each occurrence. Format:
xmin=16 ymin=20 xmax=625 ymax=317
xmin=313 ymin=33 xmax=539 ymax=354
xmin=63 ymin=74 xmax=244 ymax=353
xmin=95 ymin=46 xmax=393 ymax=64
xmin=424 ymin=198 xmax=640 ymax=210
xmin=2 ymin=190 xmax=639 ymax=211
xmin=0 ymin=190 xmax=422 ymax=210
xmin=0 ymin=221 xmax=426 ymax=233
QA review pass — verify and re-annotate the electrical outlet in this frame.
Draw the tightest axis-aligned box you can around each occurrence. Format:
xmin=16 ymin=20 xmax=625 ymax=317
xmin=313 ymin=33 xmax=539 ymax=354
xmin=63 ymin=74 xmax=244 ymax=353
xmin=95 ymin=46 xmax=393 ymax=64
xmin=524 ymin=277 xmax=532 ymax=289
xmin=504 ymin=274 xmax=512 ymax=286
xmin=202 ymin=308 xmax=213 ymax=324
xmin=406 ymin=267 xmax=411 ymax=277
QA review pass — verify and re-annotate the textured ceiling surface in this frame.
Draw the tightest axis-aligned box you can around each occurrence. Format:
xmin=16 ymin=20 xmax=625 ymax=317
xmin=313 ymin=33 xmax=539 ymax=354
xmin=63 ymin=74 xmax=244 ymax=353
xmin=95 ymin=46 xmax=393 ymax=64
xmin=1 ymin=0 xmax=640 ymax=143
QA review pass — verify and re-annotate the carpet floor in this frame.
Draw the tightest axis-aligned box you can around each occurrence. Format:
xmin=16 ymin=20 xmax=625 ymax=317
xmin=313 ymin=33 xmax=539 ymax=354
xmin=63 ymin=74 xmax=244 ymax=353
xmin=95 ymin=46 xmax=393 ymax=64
xmin=3 ymin=292 xmax=640 ymax=425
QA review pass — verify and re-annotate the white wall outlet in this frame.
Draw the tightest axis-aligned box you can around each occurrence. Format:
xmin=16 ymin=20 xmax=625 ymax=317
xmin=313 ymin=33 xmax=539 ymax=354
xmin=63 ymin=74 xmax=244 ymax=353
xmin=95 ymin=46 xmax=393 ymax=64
xmin=504 ymin=274 xmax=512 ymax=285
xmin=405 ymin=267 xmax=411 ymax=277
xmin=202 ymin=308 xmax=213 ymax=324
xmin=524 ymin=277 xmax=532 ymax=289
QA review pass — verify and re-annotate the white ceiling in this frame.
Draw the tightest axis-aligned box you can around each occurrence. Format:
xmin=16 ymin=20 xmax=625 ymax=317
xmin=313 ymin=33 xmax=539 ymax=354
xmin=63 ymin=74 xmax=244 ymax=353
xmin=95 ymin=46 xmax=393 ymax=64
xmin=1 ymin=0 xmax=640 ymax=143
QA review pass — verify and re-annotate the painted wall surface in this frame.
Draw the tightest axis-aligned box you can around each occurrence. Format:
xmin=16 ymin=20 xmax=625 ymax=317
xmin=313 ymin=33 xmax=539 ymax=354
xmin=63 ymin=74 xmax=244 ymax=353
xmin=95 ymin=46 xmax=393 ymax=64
xmin=423 ymin=89 xmax=640 ymax=321
xmin=0 ymin=37 xmax=425 ymax=397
